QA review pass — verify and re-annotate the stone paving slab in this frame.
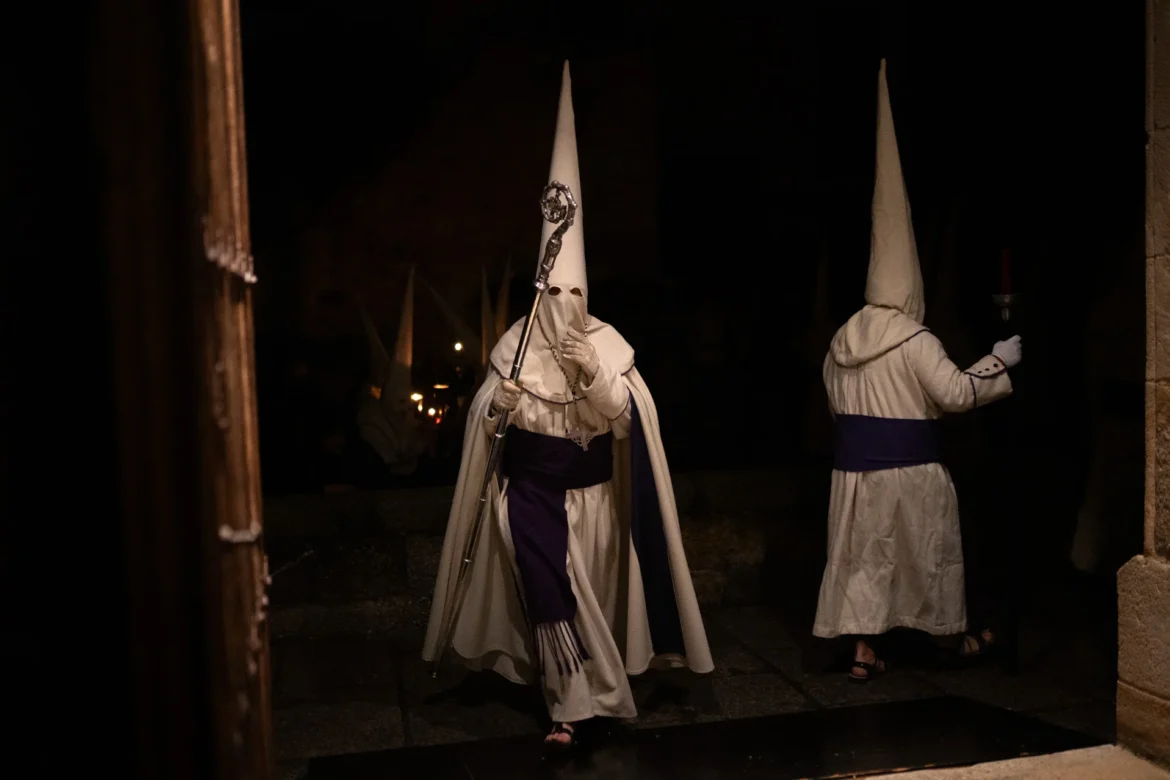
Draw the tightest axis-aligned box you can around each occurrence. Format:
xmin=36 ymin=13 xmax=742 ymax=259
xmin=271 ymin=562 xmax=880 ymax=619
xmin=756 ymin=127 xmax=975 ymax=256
xmin=274 ymin=702 xmax=404 ymax=761
xmin=863 ymin=745 xmax=1170 ymax=780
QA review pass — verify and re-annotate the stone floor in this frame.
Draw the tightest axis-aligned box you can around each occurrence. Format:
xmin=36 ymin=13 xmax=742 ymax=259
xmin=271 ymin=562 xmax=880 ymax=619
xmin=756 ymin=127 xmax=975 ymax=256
xmin=273 ymin=581 xmax=1119 ymax=778
xmin=295 ymin=696 xmax=1103 ymax=779
xmin=866 ymin=746 xmax=1170 ymax=780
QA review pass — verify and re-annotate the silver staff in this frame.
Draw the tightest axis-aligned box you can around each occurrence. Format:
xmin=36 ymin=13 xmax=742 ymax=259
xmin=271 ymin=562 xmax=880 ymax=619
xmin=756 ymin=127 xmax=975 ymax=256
xmin=430 ymin=181 xmax=578 ymax=678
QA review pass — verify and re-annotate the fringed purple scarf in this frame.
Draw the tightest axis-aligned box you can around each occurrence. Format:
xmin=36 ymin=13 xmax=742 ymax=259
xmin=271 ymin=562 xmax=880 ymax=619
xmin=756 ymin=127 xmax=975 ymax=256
xmin=502 ymin=426 xmax=611 ymax=677
xmin=501 ymin=398 xmax=686 ymax=679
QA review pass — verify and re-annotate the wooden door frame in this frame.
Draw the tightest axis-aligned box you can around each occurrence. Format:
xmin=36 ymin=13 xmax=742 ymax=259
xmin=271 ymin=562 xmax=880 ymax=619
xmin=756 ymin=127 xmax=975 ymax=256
xmin=78 ymin=0 xmax=272 ymax=776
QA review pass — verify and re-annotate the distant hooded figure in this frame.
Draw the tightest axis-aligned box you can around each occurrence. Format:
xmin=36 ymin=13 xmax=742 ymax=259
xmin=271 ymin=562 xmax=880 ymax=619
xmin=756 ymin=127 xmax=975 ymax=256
xmin=422 ymin=62 xmax=713 ymax=749
xmin=813 ymin=60 xmax=1023 ymax=681
xmin=356 ymin=267 xmax=423 ymax=477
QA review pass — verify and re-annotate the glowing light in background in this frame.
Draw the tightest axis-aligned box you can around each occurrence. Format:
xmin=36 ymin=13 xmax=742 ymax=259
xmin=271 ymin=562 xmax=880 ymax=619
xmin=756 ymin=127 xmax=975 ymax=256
xmin=417 ymin=402 xmax=424 ymax=412
xmin=433 ymin=384 xmax=449 ymax=390
xmin=410 ymin=393 xmax=423 ymax=402
xmin=427 ymin=407 xmax=436 ymax=416
xmin=453 ymin=342 xmax=463 ymax=352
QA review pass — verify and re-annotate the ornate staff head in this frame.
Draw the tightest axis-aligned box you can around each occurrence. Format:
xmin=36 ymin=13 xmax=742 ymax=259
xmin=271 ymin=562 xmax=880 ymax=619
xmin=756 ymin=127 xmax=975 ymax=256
xmin=535 ymin=181 xmax=577 ymax=291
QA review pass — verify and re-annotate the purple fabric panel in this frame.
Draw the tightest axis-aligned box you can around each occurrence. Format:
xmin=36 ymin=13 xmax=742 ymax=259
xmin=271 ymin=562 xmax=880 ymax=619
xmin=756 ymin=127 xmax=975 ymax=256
xmin=628 ymin=399 xmax=684 ymax=655
xmin=502 ymin=426 xmax=613 ymax=489
xmin=502 ymin=427 xmax=613 ymax=626
xmin=503 ymin=478 xmax=577 ymax=625
xmin=833 ymin=414 xmax=941 ymax=472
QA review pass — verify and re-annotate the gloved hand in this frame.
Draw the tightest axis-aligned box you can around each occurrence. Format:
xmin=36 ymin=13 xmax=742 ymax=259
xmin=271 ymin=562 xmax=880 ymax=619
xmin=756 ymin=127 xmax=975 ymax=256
xmin=559 ymin=329 xmax=600 ymax=379
xmin=491 ymin=379 xmax=522 ymax=413
xmin=992 ymin=335 xmax=1022 ymax=369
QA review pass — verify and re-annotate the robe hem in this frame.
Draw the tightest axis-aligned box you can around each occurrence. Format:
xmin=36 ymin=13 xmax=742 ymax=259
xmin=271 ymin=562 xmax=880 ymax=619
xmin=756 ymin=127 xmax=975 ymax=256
xmin=434 ymin=647 xmax=714 ymax=687
xmin=626 ymin=654 xmax=714 ymax=677
xmin=431 ymin=646 xmax=536 ymax=686
xmin=812 ymin=617 xmax=967 ymax=638
xmin=439 ymin=649 xmax=640 ymax=723
xmin=551 ymin=702 xmax=638 ymax=723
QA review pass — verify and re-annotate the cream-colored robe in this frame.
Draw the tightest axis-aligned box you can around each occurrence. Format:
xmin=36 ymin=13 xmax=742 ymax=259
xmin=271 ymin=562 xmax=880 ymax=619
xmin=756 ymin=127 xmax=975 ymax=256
xmin=812 ymin=305 xmax=1013 ymax=638
xmin=423 ymin=316 xmax=713 ymax=723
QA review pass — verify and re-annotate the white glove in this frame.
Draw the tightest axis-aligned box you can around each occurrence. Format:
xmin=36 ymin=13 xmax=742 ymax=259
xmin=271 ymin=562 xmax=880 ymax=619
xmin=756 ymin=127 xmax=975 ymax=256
xmin=490 ymin=379 xmax=522 ymax=413
xmin=992 ymin=335 xmax=1022 ymax=369
xmin=559 ymin=329 xmax=600 ymax=380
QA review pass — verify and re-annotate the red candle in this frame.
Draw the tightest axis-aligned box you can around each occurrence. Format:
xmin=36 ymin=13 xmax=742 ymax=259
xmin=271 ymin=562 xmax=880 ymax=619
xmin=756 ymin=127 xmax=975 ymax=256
xmin=1000 ymin=249 xmax=1012 ymax=295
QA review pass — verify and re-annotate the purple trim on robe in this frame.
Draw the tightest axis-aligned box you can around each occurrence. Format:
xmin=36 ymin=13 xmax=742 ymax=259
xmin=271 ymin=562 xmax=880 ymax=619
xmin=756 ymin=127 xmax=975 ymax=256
xmin=629 ymin=400 xmax=686 ymax=656
xmin=833 ymin=413 xmax=941 ymax=473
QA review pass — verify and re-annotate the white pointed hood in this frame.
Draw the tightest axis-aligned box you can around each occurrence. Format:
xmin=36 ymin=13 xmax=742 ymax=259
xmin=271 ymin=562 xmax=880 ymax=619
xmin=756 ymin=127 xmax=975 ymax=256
xmin=359 ymin=300 xmax=392 ymax=387
xmin=865 ymin=58 xmax=923 ymax=322
xmin=357 ymin=268 xmax=419 ymax=470
xmin=383 ymin=265 xmax=414 ymax=408
xmin=490 ymin=61 xmax=633 ymax=400
xmin=830 ymin=59 xmax=927 ymax=368
xmin=536 ymin=61 xmax=591 ymax=346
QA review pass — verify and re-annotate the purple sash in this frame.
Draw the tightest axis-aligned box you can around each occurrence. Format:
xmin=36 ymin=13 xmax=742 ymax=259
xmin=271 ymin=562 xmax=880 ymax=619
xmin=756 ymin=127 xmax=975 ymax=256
xmin=833 ymin=414 xmax=941 ymax=472
xmin=502 ymin=426 xmax=613 ymax=675
xmin=500 ymin=396 xmax=687 ymax=676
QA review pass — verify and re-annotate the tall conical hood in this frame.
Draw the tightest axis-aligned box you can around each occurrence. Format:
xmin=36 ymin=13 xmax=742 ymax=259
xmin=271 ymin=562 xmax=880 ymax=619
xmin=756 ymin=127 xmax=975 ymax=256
xmin=420 ymin=274 xmax=477 ymax=349
xmin=384 ymin=265 xmax=414 ymax=406
xmin=540 ymin=61 xmax=588 ymax=299
xmin=864 ymin=59 xmax=924 ymax=324
xmin=537 ymin=61 xmax=590 ymax=346
xmin=359 ymin=299 xmax=391 ymax=384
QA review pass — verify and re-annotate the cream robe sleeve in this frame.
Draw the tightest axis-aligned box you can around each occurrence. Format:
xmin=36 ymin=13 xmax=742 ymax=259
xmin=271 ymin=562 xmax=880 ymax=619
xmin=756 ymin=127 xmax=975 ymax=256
xmin=907 ymin=332 xmax=1013 ymax=413
xmin=579 ymin=358 xmax=633 ymax=439
xmin=480 ymin=375 xmax=506 ymax=437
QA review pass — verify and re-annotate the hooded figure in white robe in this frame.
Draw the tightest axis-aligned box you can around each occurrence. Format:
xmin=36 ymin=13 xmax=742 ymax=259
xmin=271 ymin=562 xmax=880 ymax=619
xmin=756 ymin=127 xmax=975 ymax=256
xmin=357 ymin=267 xmax=424 ymax=476
xmin=422 ymin=62 xmax=713 ymax=739
xmin=812 ymin=60 xmax=1022 ymax=675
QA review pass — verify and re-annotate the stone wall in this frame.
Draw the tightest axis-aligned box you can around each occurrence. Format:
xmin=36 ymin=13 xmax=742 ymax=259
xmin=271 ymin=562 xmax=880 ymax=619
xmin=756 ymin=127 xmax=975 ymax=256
xmin=1119 ymin=0 xmax=1170 ymax=765
xmin=263 ymin=467 xmax=798 ymax=645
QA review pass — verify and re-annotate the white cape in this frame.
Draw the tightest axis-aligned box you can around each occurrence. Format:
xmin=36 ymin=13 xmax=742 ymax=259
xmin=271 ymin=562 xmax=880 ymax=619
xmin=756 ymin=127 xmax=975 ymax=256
xmin=422 ymin=317 xmax=714 ymax=683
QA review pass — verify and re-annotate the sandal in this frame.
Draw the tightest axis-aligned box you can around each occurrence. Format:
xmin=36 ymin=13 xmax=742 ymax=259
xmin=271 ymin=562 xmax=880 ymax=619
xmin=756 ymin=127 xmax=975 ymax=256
xmin=544 ymin=722 xmax=577 ymax=751
xmin=956 ymin=631 xmax=999 ymax=666
xmin=849 ymin=659 xmax=887 ymax=684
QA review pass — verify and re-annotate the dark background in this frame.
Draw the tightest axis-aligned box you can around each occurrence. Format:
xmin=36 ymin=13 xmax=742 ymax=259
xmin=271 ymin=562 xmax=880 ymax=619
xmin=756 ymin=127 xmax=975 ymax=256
xmin=241 ymin=0 xmax=1146 ymax=580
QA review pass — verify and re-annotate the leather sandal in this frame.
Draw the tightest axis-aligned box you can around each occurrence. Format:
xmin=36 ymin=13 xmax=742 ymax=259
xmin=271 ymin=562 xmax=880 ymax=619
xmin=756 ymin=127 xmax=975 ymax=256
xmin=956 ymin=632 xmax=999 ymax=666
xmin=545 ymin=722 xmax=577 ymax=751
xmin=849 ymin=658 xmax=887 ymax=684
